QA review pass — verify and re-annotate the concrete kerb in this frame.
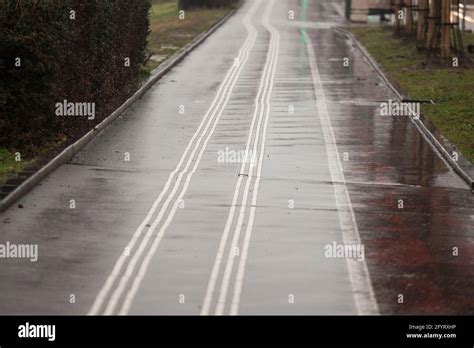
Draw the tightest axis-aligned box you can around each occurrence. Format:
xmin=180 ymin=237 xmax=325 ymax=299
xmin=0 ymin=8 xmax=238 ymax=213
xmin=333 ymin=26 xmax=474 ymax=190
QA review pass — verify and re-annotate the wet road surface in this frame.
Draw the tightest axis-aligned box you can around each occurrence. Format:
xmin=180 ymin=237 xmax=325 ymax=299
xmin=0 ymin=0 xmax=472 ymax=315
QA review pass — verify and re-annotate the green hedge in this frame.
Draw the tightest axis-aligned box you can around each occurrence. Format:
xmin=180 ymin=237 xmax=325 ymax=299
xmin=178 ymin=0 xmax=239 ymax=10
xmin=0 ymin=0 xmax=151 ymax=151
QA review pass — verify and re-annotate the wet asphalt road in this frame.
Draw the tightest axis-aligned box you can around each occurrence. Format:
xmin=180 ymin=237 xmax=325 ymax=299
xmin=0 ymin=0 xmax=472 ymax=315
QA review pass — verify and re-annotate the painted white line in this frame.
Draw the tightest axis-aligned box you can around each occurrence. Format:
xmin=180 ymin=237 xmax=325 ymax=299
xmin=200 ymin=0 xmax=278 ymax=316
xmin=229 ymin=6 xmax=280 ymax=316
xmin=334 ymin=27 xmax=472 ymax=189
xmin=230 ymin=8 xmax=280 ymax=315
xmin=114 ymin=1 xmax=263 ymax=315
xmin=89 ymin=0 xmax=261 ymax=315
xmin=303 ymin=29 xmax=379 ymax=315
xmin=215 ymin=19 xmax=277 ymax=316
xmin=215 ymin=1 xmax=279 ymax=315
xmin=199 ymin=0 xmax=277 ymax=317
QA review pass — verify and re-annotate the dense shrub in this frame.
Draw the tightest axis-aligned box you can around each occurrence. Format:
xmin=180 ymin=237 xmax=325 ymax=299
xmin=0 ymin=0 xmax=151 ymax=152
xmin=178 ymin=0 xmax=239 ymax=10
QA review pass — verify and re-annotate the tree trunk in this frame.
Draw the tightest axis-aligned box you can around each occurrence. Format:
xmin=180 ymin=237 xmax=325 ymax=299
xmin=406 ymin=0 xmax=414 ymax=33
xmin=426 ymin=0 xmax=438 ymax=49
xmin=394 ymin=0 xmax=402 ymax=34
xmin=416 ymin=0 xmax=427 ymax=42
xmin=440 ymin=0 xmax=452 ymax=58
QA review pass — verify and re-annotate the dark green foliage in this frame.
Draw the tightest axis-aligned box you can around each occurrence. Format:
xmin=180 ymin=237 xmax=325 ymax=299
xmin=178 ymin=0 xmax=238 ymax=10
xmin=0 ymin=0 xmax=151 ymax=151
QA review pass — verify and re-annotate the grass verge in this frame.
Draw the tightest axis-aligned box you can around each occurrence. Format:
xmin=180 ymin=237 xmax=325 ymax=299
xmin=144 ymin=0 xmax=233 ymax=73
xmin=0 ymin=149 xmax=31 ymax=186
xmin=349 ymin=26 xmax=474 ymax=163
xmin=0 ymin=0 xmax=235 ymax=187
xmin=0 ymin=137 xmax=65 ymax=186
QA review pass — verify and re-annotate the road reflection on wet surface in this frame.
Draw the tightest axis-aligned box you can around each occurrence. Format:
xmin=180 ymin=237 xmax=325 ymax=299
xmin=0 ymin=0 xmax=471 ymax=316
xmin=301 ymin=0 xmax=473 ymax=314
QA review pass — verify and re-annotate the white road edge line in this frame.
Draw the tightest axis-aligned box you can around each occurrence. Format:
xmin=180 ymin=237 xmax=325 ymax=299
xmin=88 ymin=0 xmax=261 ymax=316
xmin=303 ymin=29 xmax=379 ymax=315
xmin=201 ymin=0 xmax=277 ymax=316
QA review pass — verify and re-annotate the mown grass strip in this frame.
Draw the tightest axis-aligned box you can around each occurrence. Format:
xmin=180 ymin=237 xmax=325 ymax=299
xmin=145 ymin=0 xmax=232 ymax=72
xmin=350 ymin=26 xmax=474 ymax=163
xmin=0 ymin=149 xmax=30 ymax=186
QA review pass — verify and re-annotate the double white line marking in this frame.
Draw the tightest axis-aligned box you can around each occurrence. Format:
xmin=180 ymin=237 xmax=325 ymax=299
xmin=201 ymin=0 xmax=280 ymax=316
xmin=88 ymin=0 xmax=262 ymax=315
